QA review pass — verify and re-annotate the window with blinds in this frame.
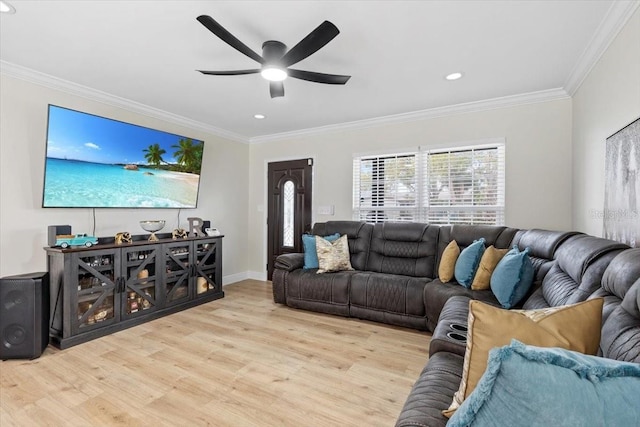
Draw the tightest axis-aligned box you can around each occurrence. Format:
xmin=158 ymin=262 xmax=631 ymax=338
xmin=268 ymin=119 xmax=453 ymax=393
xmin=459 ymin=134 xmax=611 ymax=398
xmin=353 ymin=143 xmax=505 ymax=225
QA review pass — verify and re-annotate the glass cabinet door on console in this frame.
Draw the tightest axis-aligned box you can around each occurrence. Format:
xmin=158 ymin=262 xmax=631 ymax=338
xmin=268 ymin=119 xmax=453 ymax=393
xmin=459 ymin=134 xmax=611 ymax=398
xmin=69 ymin=249 xmax=121 ymax=335
xmin=162 ymin=241 xmax=192 ymax=306
xmin=121 ymin=246 xmax=161 ymax=318
xmin=193 ymin=239 xmax=222 ymax=298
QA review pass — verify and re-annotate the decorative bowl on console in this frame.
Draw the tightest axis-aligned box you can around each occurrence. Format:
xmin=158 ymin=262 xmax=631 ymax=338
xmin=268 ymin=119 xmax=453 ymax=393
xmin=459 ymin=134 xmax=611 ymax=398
xmin=139 ymin=220 xmax=165 ymax=242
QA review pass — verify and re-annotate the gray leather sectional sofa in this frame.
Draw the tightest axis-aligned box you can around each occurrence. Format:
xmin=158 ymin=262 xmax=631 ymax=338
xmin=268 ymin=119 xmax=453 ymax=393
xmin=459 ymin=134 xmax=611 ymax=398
xmin=271 ymin=221 xmax=640 ymax=427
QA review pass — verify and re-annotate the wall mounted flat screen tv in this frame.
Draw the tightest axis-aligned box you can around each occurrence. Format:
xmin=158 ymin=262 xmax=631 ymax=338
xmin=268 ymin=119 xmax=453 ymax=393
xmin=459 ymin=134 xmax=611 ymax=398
xmin=42 ymin=105 xmax=204 ymax=208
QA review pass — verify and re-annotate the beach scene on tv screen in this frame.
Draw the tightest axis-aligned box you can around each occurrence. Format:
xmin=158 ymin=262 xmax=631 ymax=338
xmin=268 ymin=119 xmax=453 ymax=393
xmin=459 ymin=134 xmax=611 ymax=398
xmin=43 ymin=106 xmax=204 ymax=208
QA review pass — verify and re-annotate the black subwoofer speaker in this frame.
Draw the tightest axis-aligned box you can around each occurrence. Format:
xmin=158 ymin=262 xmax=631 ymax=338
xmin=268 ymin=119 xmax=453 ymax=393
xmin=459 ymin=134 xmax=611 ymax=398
xmin=0 ymin=272 xmax=50 ymax=360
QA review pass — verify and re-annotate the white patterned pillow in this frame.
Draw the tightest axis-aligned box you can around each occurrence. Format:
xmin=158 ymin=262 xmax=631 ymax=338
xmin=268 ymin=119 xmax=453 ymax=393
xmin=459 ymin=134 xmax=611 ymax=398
xmin=316 ymin=234 xmax=354 ymax=274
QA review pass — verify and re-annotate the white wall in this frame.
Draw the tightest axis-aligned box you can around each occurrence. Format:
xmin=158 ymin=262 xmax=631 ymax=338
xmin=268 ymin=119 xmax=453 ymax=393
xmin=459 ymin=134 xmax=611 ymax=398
xmin=248 ymin=99 xmax=573 ymax=277
xmin=0 ymin=74 xmax=250 ymax=279
xmin=572 ymin=7 xmax=640 ymax=238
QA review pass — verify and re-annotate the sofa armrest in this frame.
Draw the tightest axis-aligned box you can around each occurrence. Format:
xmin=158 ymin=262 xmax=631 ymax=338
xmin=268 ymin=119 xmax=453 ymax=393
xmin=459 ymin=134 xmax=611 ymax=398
xmin=272 ymin=253 xmax=304 ymax=304
xmin=396 ymin=351 xmax=464 ymax=427
xmin=275 ymin=253 xmax=305 ymax=272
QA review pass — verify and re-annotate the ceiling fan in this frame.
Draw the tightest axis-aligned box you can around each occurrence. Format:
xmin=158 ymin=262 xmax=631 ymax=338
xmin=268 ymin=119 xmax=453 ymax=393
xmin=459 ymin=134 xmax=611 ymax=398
xmin=196 ymin=15 xmax=351 ymax=98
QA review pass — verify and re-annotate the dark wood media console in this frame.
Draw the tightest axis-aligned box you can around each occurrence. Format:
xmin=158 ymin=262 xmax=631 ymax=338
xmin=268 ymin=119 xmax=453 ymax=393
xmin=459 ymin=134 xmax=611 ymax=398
xmin=45 ymin=234 xmax=223 ymax=349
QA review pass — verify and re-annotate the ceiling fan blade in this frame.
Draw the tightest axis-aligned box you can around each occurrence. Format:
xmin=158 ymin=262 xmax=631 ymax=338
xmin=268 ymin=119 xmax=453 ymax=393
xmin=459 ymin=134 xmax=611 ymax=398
xmin=197 ymin=69 xmax=260 ymax=76
xmin=288 ymin=69 xmax=351 ymax=85
xmin=279 ymin=21 xmax=340 ymax=67
xmin=270 ymin=82 xmax=284 ymax=98
xmin=197 ymin=15 xmax=264 ymax=64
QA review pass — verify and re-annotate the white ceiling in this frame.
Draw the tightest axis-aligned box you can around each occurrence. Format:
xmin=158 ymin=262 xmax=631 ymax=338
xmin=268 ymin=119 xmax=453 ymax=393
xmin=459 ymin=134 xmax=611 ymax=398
xmin=0 ymin=1 xmax=636 ymax=142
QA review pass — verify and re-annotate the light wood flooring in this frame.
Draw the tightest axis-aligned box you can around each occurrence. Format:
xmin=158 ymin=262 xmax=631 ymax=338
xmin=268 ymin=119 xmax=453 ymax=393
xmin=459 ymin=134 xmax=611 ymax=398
xmin=1 ymin=280 xmax=431 ymax=426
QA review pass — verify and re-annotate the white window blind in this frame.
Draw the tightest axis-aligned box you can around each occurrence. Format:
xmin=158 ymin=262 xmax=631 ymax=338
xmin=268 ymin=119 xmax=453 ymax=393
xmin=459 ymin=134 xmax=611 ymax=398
xmin=353 ymin=143 xmax=505 ymax=225
xmin=353 ymin=153 xmax=418 ymax=222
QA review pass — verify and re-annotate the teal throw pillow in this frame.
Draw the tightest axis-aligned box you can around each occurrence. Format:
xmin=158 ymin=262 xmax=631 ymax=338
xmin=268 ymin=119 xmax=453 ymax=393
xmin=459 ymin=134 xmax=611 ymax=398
xmin=447 ymin=340 xmax=640 ymax=427
xmin=490 ymin=246 xmax=534 ymax=308
xmin=454 ymin=238 xmax=486 ymax=288
xmin=302 ymin=233 xmax=340 ymax=269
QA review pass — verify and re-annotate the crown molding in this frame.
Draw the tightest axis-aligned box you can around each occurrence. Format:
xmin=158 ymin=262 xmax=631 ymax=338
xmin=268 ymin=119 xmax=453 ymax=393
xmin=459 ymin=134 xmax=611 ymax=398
xmin=564 ymin=0 xmax=640 ymax=96
xmin=5 ymin=0 xmax=634 ymax=149
xmin=0 ymin=60 xmax=250 ymax=144
xmin=249 ymin=88 xmax=570 ymax=144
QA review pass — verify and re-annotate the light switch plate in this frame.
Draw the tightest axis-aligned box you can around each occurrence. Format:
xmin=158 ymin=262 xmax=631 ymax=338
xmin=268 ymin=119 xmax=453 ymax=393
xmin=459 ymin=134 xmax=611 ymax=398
xmin=317 ymin=205 xmax=335 ymax=215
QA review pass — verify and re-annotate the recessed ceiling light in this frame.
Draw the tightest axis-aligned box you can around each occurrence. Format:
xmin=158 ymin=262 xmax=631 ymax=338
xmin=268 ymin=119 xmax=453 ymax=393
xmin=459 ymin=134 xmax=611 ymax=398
xmin=445 ymin=72 xmax=463 ymax=81
xmin=0 ymin=1 xmax=16 ymax=14
xmin=254 ymin=114 xmax=265 ymax=119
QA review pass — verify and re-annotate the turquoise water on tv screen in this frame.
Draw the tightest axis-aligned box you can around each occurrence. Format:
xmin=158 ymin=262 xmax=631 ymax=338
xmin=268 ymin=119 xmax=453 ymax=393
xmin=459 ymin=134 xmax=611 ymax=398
xmin=43 ymin=158 xmax=199 ymax=208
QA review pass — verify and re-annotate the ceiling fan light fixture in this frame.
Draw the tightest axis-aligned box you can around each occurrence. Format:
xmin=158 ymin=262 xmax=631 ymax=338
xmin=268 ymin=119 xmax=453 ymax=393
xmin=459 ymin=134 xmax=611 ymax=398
xmin=196 ymin=16 xmax=349 ymax=98
xmin=261 ymin=66 xmax=288 ymax=82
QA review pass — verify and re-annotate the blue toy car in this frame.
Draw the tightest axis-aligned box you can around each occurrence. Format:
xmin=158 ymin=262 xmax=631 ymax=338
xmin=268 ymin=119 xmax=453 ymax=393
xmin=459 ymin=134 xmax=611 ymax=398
xmin=56 ymin=233 xmax=99 ymax=248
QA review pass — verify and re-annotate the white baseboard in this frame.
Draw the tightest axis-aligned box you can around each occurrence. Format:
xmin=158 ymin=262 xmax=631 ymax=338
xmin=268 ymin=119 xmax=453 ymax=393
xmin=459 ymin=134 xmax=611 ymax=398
xmin=223 ymin=271 xmax=268 ymax=285
xmin=248 ymin=271 xmax=268 ymax=281
xmin=222 ymin=271 xmax=249 ymax=285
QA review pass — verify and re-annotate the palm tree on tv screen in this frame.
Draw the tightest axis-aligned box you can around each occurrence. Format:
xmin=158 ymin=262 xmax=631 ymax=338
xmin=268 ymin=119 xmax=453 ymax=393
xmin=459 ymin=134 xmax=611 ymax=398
xmin=172 ymin=138 xmax=203 ymax=174
xmin=143 ymin=143 xmax=167 ymax=167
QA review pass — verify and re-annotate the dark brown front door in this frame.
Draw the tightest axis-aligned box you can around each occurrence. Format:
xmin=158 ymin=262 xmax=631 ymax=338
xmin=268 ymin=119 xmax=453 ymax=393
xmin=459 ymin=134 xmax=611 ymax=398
xmin=267 ymin=159 xmax=313 ymax=280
